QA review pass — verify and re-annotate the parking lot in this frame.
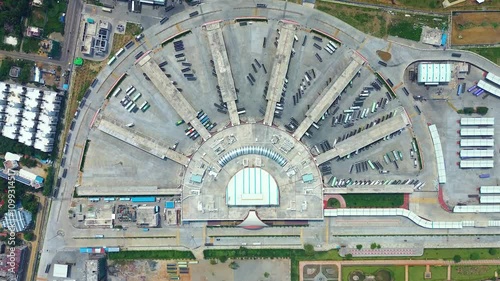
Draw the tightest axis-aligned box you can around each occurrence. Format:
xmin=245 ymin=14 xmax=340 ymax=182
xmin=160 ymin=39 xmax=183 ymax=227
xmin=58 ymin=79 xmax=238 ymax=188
xmin=405 ymin=63 xmax=500 ymax=205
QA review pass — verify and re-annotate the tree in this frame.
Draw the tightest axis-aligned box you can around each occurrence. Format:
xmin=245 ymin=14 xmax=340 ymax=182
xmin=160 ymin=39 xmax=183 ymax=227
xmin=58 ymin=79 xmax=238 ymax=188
xmin=304 ymin=244 xmax=315 ymax=256
xmin=228 ymin=261 xmax=239 ymax=270
xmin=470 ymin=253 xmax=480 ymax=260
xmin=218 ymin=256 xmax=228 ymax=263
xmin=356 ymin=244 xmax=363 ymax=250
xmin=23 ymin=232 xmax=34 ymax=241
xmin=453 ymin=255 xmax=462 ymax=263
xmin=488 ymin=248 xmax=498 ymax=256
xmin=345 ymin=253 xmax=353 ymax=260
xmin=209 ymin=259 xmax=217 ymax=265
xmin=476 ymin=107 xmax=488 ymax=115
xmin=264 ymin=272 xmax=270 ymax=278
xmin=370 ymin=243 xmax=377 ymax=249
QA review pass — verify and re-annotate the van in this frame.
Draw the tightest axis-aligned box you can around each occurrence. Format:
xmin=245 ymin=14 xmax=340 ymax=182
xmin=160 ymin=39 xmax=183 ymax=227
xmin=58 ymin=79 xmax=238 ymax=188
xmin=160 ymin=16 xmax=169 ymax=24
xmin=135 ymin=34 xmax=144 ymax=41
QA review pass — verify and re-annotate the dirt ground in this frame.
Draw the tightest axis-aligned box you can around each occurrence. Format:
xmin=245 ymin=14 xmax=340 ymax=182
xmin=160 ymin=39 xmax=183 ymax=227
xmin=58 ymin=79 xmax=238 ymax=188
xmin=192 ymin=259 xmax=290 ymax=281
xmin=451 ymin=12 xmax=500 ymax=45
xmin=108 ymin=259 xmax=291 ymax=281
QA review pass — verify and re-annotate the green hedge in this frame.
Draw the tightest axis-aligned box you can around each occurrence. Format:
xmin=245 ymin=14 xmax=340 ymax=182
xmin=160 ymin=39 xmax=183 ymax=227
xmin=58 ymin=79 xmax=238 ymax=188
xmin=108 ymin=250 xmax=195 ymax=260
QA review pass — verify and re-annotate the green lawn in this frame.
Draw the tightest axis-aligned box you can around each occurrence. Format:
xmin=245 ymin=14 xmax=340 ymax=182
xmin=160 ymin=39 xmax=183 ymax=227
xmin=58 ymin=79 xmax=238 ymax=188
xmin=343 ymin=194 xmax=404 ymax=208
xmin=342 ymin=266 xmax=405 ymax=281
xmin=388 ymin=14 xmax=447 ymax=42
xmin=28 ymin=8 xmax=46 ymax=27
xmin=420 ymin=248 xmax=500 ymax=260
xmin=467 ymin=47 xmax=500 ymax=65
xmin=452 ymin=265 xmax=499 ymax=281
xmin=326 ymin=198 xmax=341 ymax=208
xmin=22 ymin=37 xmax=41 ymax=54
xmin=315 ymin=1 xmax=388 ymax=38
xmin=409 ymin=266 xmax=448 ymax=281
xmin=45 ymin=0 xmax=67 ymax=35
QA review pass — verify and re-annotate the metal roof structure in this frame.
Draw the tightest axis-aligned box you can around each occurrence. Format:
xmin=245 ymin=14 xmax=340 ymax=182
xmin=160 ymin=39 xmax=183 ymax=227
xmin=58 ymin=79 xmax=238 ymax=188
xmin=97 ymin=118 xmax=190 ymax=166
xmin=264 ymin=23 xmax=296 ymax=126
xmin=294 ymin=54 xmax=363 ymax=139
xmin=77 ymin=185 xmax=180 ymax=196
xmin=460 ymin=138 xmax=494 ymax=147
xmin=460 ymin=127 xmax=494 ymax=137
xmin=480 ymin=196 xmax=500 ymax=204
xmin=316 ymin=107 xmax=410 ymax=164
xmin=218 ymin=146 xmax=287 ymax=167
xmin=480 ymin=186 xmax=500 ymax=194
xmin=460 ymin=117 xmax=494 ymax=126
xmin=138 ymin=54 xmax=211 ymax=141
xmin=460 ymin=160 xmax=494 ymax=169
xmin=226 ymin=168 xmax=279 ymax=206
xmin=477 ymin=80 xmax=500 ymax=98
xmin=204 ymin=22 xmax=240 ymax=126
xmin=428 ymin=124 xmax=446 ymax=184
xmin=53 ymin=264 xmax=69 ymax=278
xmin=453 ymin=205 xmax=500 ymax=213
xmin=324 ymin=208 xmax=463 ymax=229
xmin=460 ymin=149 xmax=494 ymax=158
xmin=417 ymin=63 xmax=452 ymax=84
xmin=486 ymin=72 xmax=500 ymax=87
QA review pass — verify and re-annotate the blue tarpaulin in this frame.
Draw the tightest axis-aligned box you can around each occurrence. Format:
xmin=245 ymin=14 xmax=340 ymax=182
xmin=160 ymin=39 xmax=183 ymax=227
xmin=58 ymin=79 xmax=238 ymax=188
xmin=441 ymin=33 xmax=447 ymax=46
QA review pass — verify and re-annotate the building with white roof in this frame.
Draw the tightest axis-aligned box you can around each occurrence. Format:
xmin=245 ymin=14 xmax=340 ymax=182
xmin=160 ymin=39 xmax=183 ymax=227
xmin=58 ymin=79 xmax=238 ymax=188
xmin=0 ymin=82 xmax=61 ymax=152
xmin=417 ymin=63 xmax=452 ymax=85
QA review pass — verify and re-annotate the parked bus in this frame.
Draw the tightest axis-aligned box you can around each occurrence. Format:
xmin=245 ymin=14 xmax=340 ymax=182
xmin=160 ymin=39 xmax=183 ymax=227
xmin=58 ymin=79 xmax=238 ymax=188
xmin=467 ymin=85 xmax=477 ymax=92
xmin=367 ymin=160 xmax=375 ymax=170
xmin=102 ymin=7 xmax=112 ymax=12
xmin=107 ymin=56 xmax=117 ymax=65
xmin=116 ymin=48 xmax=125 ymax=57
xmin=119 ymin=198 xmax=131 ymax=201
xmin=112 ymin=87 xmax=122 ymax=97
xmin=132 ymin=93 xmax=142 ymax=102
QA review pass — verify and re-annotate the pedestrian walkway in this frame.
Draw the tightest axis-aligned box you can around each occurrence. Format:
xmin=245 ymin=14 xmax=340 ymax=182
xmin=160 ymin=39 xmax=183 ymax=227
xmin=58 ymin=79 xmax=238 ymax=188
xmin=340 ymin=247 xmax=423 ymax=257
xmin=299 ymin=259 xmax=500 ymax=281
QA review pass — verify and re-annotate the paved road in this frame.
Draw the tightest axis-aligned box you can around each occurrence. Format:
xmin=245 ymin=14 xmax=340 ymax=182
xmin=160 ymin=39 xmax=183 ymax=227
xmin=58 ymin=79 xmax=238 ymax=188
xmin=60 ymin=0 xmax=84 ymax=65
xmin=0 ymin=50 xmax=63 ymax=66
xmin=323 ymin=0 xmax=449 ymax=16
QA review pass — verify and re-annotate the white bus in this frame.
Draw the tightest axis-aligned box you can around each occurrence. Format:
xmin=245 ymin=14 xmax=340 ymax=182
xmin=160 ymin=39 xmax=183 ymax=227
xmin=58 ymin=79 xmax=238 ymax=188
xmin=116 ymin=48 xmax=125 ymax=57
xmin=107 ymin=56 xmax=117 ymax=66
xmin=132 ymin=93 xmax=142 ymax=102
xmin=102 ymin=7 xmax=112 ymax=12
xmin=112 ymin=87 xmax=121 ymax=97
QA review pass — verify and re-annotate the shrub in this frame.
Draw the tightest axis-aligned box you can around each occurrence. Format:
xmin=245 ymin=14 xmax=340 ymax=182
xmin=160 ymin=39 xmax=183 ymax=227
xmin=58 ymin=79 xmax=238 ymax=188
xmin=488 ymin=248 xmax=497 ymax=255
xmin=470 ymin=253 xmax=480 ymax=260
xmin=304 ymin=244 xmax=315 ymax=256
xmin=23 ymin=232 xmax=34 ymax=241
xmin=463 ymin=107 xmax=474 ymax=114
xmin=356 ymin=244 xmax=363 ymax=250
xmin=476 ymin=107 xmax=488 ymax=115
xmin=453 ymin=255 xmax=462 ymax=263
xmin=219 ymin=256 xmax=228 ymax=263
xmin=370 ymin=243 xmax=377 ymax=249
